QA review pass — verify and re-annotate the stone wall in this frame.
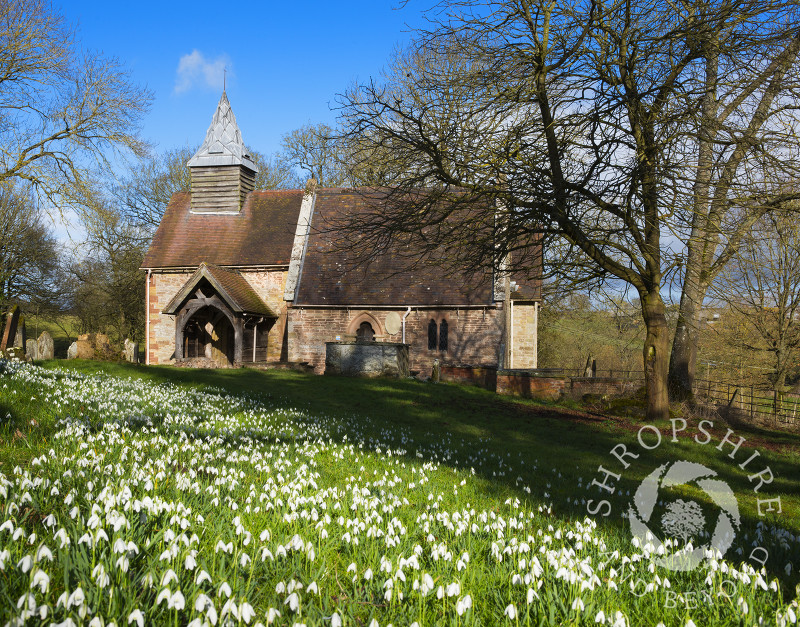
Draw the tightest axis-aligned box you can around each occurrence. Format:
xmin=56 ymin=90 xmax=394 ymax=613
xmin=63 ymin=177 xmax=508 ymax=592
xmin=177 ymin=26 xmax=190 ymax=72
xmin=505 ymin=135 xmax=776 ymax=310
xmin=325 ymin=342 xmax=409 ymax=377
xmin=288 ymin=306 xmax=506 ymax=374
xmin=147 ymin=269 xmax=289 ymax=365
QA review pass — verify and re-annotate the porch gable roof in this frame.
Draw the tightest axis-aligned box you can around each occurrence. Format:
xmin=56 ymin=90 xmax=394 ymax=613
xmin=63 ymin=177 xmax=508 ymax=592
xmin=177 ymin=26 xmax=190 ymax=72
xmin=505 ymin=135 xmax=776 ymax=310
xmin=163 ymin=262 xmax=277 ymax=317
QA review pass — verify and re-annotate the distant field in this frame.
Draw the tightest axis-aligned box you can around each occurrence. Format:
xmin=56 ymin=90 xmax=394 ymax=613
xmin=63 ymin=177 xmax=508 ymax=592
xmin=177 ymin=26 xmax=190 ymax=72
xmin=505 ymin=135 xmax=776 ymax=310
xmin=24 ymin=315 xmax=80 ymax=358
xmin=0 ymin=360 xmax=798 ymax=625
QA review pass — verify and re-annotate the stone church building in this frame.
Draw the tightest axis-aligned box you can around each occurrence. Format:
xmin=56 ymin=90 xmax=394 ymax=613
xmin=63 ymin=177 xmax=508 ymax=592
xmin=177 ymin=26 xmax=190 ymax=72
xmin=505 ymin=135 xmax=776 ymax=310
xmin=142 ymin=93 xmax=541 ymax=374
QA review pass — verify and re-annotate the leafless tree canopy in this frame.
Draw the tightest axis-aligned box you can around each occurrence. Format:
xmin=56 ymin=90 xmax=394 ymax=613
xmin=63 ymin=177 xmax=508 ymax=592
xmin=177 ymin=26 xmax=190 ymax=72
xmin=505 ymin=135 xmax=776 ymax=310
xmin=0 ymin=0 xmax=151 ymax=206
xmin=335 ymin=0 xmax=800 ymax=420
xmin=711 ymin=210 xmax=800 ymax=391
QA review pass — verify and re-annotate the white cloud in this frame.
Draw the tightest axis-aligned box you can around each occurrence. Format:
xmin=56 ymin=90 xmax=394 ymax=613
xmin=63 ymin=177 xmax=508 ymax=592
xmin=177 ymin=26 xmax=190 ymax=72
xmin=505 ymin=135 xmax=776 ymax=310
xmin=174 ymin=50 xmax=231 ymax=94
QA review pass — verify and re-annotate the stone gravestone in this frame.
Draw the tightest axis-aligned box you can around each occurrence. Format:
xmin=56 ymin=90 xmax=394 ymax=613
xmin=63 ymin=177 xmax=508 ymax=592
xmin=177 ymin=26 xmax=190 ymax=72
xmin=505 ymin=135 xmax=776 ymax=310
xmin=67 ymin=342 xmax=78 ymax=360
xmin=1 ymin=306 xmax=20 ymax=352
xmin=37 ymin=332 xmax=54 ymax=360
xmin=26 ymin=339 xmax=38 ymax=360
xmin=13 ymin=314 xmax=26 ymax=349
xmin=123 ymin=338 xmax=139 ymax=363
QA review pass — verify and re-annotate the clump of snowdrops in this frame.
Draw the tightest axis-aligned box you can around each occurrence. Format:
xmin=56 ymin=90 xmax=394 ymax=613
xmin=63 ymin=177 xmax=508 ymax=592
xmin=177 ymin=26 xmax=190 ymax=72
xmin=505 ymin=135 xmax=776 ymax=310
xmin=0 ymin=361 xmax=798 ymax=626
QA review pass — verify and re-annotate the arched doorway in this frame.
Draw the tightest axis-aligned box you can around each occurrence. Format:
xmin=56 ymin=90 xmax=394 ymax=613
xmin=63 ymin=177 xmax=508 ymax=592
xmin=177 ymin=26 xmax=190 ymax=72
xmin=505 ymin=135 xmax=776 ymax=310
xmin=177 ymin=305 xmax=236 ymax=365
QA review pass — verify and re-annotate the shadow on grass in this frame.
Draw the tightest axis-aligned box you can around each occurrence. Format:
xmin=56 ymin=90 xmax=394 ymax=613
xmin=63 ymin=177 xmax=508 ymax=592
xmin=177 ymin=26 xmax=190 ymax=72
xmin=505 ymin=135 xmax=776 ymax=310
xmin=31 ymin=360 xmax=800 ymax=591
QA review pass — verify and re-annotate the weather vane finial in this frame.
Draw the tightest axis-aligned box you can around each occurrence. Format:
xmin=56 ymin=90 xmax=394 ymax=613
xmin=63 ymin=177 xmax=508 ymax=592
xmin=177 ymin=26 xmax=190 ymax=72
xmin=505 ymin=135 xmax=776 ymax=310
xmin=223 ymin=67 xmax=227 ymax=92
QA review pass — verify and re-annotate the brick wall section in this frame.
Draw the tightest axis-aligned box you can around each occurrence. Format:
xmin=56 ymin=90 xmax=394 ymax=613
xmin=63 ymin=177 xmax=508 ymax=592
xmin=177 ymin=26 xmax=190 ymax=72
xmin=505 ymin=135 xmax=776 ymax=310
xmin=496 ymin=372 xmax=568 ymax=400
xmin=148 ymin=269 xmax=289 ymax=365
xmin=440 ymin=365 xmax=497 ymax=390
xmin=511 ymin=302 xmax=537 ymax=368
xmin=289 ymin=307 xmax=504 ymax=374
xmin=240 ymin=271 xmax=289 ymax=362
xmin=496 ymin=371 xmax=643 ymax=401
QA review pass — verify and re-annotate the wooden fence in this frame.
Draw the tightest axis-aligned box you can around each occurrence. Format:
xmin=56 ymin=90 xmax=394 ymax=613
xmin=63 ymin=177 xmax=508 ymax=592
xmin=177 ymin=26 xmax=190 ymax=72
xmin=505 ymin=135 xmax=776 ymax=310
xmin=693 ymin=378 xmax=800 ymax=428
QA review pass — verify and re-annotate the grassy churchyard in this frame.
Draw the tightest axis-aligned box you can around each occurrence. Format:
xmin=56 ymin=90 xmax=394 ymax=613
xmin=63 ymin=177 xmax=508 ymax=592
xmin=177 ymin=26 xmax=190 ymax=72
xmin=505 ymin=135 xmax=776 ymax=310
xmin=0 ymin=359 xmax=798 ymax=626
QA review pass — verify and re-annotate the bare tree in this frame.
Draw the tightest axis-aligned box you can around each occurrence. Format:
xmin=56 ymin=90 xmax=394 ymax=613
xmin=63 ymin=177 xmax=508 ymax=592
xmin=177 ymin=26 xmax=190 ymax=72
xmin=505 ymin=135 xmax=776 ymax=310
xmin=667 ymin=13 xmax=800 ymax=399
xmin=0 ymin=182 xmax=60 ymax=310
xmin=0 ymin=0 xmax=152 ymax=206
xmin=710 ymin=211 xmax=800 ymax=392
xmin=336 ymin=0 xmax=800 ymax=421
xmin=281 ymin=123 xmax=350 ymax=187
xmin=69 ymin=204 xmax=148 ymax=346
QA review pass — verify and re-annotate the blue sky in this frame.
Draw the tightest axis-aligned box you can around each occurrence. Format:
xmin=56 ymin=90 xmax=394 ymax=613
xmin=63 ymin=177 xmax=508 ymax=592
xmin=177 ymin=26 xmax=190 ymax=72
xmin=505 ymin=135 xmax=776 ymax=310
xmin=61 ymin=0 xmax=420 ymax=156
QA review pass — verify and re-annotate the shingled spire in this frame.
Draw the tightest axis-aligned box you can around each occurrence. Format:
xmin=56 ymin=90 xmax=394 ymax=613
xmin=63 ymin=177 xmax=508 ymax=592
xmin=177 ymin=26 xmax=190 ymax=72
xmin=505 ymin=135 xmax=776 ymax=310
xmin=187 ymin=92 xmax=259 ymax=213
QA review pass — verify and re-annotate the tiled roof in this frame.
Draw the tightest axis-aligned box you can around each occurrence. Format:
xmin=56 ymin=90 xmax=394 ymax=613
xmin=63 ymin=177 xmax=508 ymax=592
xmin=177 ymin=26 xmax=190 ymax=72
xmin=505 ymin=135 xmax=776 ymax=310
xmin=294 ymin=189 xmax=496 ymax=306
xmin=142 ymin=190 xmax=304 ymax=269
xmin=187 ymin=92 xmax=258 ymax=171
xmin=163 ymin=263 xmax=276 ymax=317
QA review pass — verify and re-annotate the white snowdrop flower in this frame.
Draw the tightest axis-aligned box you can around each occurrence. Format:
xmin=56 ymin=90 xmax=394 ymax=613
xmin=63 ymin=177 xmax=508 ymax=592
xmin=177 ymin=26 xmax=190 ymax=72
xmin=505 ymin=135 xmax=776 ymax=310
xmin=595 ymin=610 xmax=606 ymax=623
xmin=218 ymin=581 xmax=232 ymax=598
xmin=331 ymin=613 xmax=342 ymax=627
xmin=68 ymin=586 xmax=86 ymax=608
xmin=221 ymin=598 xmax=239 ymax=620
xmin=185 ymin=553 xmax=197 ymax=570
xmin=364 ymin=568 xmax=373 ymax=581
xmin=266 ymin=608 xmax=281 ymax=624
xmin=195 ymin=593 xmax=213 ymax=612
xmin=347 ymin=563 xmax=357 ymax=573
xmin=169 ymin=590 xmax=186 ymax=610
xmin=0 ymin=520 xmax=13 ymax=533
xmin=446 ymin=581 xmax=460 ymax=597
xmin=686 ymin=620 xmax=697 ymax=627
xmin=505 ymin=603 xmax=518 ymax=619
xmin=54 ymin=528 xmax=70 ymax=548
xmin=196 ymin=570 xmax=212 ymax=585
xmin=527 ymin=587 xmax=538 ymax=603
xmin=31 ymin=569 xmax=50 ymax=593
xmin=512 ymin=573 xmax=523 ymax=585
xmin=368 ymin=620 xmax=379 ymax=627
xmin=161 ymin=569 xmax=179 ymax=587
xmin=307 ymin=581 xmax=319 ymax=594
xmin=156 ymin=588 xmax=171 ymax=606
xmin=89 ymin=618 xmax=103 ymax=627
xmin=17 ymin=554 xmax=33 ymax=573
xmin=115 ymin=555 xmax=129 ymax=572
xmin=275 ymin=582 xmax=286 ymax=594
xmin=240 ymin=552 xmax=251 ymax=567
xmin=571 ymin=596 xmax=584 ymax=612
xmin=260 ymin=529 xmax=270 ymax=542
xmin=240 ymin=602 xmax=256 ymax=623
xmin=35 ymin=544 xmax=53 ymax=562
xmin=285 ymin=592 xmax=300 ymax=612
xmin=456 ymin=595 xmax=472 ymax=616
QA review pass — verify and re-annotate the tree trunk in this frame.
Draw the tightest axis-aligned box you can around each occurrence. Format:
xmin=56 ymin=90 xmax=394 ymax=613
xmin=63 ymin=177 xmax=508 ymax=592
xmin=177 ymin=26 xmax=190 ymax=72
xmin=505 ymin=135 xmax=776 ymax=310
xmin=668 ymin=274 xmax=707 ymax=400
xmin=642 ymin=291 xmax=670 ymax=422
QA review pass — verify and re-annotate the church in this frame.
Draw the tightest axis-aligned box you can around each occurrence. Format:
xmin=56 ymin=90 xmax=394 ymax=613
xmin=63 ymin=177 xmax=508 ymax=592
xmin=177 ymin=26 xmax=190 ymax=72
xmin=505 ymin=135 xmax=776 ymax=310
xmin=142 ymin=93 xmax=541 ymax=374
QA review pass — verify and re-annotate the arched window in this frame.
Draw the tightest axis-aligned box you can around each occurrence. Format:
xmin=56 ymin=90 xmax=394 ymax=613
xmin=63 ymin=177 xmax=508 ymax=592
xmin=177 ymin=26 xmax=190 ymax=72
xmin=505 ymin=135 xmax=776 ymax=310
xmin=438 ymin=319 xmax=448 ymax=351
xmin=428 ymin=319 xmax=438 ymax=350
xmin=356 ymin=321 xmax=375 ymax=342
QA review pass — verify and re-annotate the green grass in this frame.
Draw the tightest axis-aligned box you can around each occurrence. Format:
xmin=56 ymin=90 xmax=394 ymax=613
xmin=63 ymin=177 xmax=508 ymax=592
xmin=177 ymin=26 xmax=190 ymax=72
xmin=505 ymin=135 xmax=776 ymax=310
xmin=0 ymin=359 xmax=798 ymax=625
